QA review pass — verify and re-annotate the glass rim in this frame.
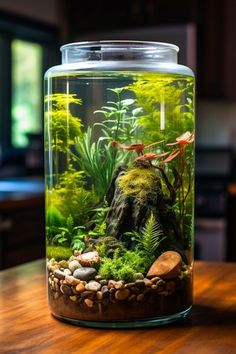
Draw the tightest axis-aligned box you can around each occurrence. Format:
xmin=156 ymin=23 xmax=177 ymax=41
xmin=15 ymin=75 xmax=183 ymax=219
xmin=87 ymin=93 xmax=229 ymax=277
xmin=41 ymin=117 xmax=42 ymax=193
xmin=60 ymin=40 xmax=179 ymax=53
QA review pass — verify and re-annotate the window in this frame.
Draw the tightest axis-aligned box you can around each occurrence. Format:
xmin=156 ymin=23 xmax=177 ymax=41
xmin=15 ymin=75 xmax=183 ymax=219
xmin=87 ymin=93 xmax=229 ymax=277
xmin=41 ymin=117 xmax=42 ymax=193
xmin=11 ymin=39 xmax=43 ymax=148
xmin=0 ymin=13 xmax=58 ymax=161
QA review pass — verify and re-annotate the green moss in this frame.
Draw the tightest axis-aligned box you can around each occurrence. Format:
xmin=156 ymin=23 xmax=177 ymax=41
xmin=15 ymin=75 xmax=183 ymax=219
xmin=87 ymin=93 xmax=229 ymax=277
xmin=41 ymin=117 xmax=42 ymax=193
xmin=118 ymin=167 xmax=161 ymax=203
xmin=98 ymin=249 xmax=151 ymax=282
xmin=46 ymin=245 xmax=72 ymax=261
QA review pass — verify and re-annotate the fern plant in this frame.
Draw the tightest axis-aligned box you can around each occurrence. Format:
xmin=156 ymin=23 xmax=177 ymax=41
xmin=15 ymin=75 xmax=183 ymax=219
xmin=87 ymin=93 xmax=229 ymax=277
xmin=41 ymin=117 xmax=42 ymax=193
xmin=126 ymin=213 xmax=166 ymax=260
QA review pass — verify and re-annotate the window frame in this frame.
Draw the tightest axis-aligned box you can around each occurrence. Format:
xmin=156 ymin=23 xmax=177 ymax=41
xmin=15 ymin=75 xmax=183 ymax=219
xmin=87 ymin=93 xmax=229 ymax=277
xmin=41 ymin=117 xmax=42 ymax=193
xmin=0 ymin=11 xmax=59 ymax=159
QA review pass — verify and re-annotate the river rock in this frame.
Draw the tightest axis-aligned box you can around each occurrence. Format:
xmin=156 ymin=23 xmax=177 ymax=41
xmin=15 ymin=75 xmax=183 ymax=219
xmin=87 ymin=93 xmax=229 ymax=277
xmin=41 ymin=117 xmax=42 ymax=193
xmin=54 ymin=270 xmax=65 ymax=280
xmin=85 ymin=281 xmax=101 ymax=292
xmin=78 ymin=251 xmax=100 ymax=267
xmin=115 ymin=289 xmax=130 ymax=300
xmin=69 ymin=260 xmax=81 ymax=272
xmin=60 ymin=284 xmax=73 ymax=296
xmin=147 ymin=251 xmax=182 ymax=279
xmin=73 ymin=267 xmax=97 ymax=281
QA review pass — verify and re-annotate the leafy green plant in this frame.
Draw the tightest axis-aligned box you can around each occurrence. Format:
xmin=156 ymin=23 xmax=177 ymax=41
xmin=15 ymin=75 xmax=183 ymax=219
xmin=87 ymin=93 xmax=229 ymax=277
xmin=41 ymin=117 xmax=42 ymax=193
xmin=125 ymin=213 xmax=166 ymax=260
xmin=51 ymin=215 xmax=86 ymax=251
xmin=46 ymin=205 xmax=66 ymax=244
xmin=126 ymin=73 xmax=194 ymax=145
xmin=45 ymin=93 xmax=82 ymax=152
xmin=75 ymin=127 xmax=123 ymax=198
xmin=94 ymin=87 xmax=140 ymax=143
xmin=98 ymin=248 xmax=151 ymax=282
xmin=48 ymin=165 xmax=98 ymax=225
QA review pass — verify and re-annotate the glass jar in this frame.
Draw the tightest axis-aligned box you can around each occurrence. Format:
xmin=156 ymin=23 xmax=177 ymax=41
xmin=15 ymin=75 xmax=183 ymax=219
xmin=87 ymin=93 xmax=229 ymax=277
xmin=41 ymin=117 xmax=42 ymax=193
xmin=45 ymin=41 xmax=195 ymax=328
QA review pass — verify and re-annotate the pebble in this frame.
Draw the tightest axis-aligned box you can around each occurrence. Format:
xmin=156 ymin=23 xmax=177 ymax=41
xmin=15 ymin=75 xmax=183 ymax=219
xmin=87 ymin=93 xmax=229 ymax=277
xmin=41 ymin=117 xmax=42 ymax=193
xmin=133 ymin=273 xmax=144 ymax=280
xmin=135 ymin=280 xmax=145 ymax=287
xmin=84 ymin=299 xmax=94 ymax=307
xmin=73 ymin=267 xmax=97 ymax=281
xmin=101 ymin=286 xmax=109 ymax=297
xmin=151 ymin=277 xmax=161 ymax=283
xmin=137 ymin=294 xmax=145 ymax=302
xmin=156 ymin=279 xmax=166 ymax=286
xmin=59 ymin=260 xmax=68 ymax=269
xmin=64 ymin=269 xmax=72 ymax=276
xmin=128 ymin=294 xmax=136 ymax=302
xmin=100 ymin=279 xmax=108 ymax=286
xmin=65 ymin=275 xmax=80 ymax=286
xmin=54 ymin=278 xmax=59 ymax=284
xmin=54 ymin=270 xmax=65 ymax=280
xmin=69 ymin=295 xmax=77 ymax=302
xmin=80 ymin=291 xmax=95 ymax=300
xmin=130 ymin=287 xmax=140 ymax=294
xmin=151 ymin=284 xmax=158 ymax=290
xmin=95 ymin=275 xmax=102 ymax=281
xmin=147 ymin=251 xmax=182 ymax=279
xmin=96 ymin=291 xmax=103 ymax=300
xmin=76 ymin=283 xmax=85 ymax=293
xmin=143 ymin=278 xmax=153 ymax=287
xmin=108 ymin=280 xmax=116 ymax=289
xmin=125 ymin=282 xmax=136 ymax=288
xmin=114 ymin=280 xmax=124 ymax=289
xmin=109 ymin=288 xmax=116 ymax=295
xmin=60 ymin=284 xmax=73 ymax=296
xmin=115 ymin=289 xmax=130 ymax=300
xmin=69 ymin=260 xmax=81 ymax=272
xmin=85 ymin=281 xmax=101 ymax=292
xmin=78 ymin=251 xmax=100 ymax=267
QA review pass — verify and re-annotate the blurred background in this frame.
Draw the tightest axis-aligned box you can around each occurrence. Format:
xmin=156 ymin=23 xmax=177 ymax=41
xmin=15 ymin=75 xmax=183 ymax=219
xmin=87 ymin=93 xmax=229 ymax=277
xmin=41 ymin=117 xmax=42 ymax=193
xmin=0 ymin=0 xmax=236 ymax=269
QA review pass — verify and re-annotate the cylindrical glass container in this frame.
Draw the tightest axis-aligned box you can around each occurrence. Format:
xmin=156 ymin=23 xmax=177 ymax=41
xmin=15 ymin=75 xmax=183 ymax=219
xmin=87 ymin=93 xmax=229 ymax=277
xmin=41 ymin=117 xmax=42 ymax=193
xmin=45 ymin=41 xmax=195 ymax=328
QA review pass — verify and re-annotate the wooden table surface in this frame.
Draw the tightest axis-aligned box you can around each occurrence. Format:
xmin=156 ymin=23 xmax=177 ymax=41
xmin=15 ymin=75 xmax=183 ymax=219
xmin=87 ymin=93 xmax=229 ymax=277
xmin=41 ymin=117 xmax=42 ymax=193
xmin=1 ymin=260 xmax=236 ymax=354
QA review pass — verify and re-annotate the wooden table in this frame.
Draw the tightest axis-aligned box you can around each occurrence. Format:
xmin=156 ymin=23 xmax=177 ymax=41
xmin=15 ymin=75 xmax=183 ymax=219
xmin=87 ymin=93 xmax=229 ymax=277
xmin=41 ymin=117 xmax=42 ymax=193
xmin=1 ymin=260 xmax=236 ymax=354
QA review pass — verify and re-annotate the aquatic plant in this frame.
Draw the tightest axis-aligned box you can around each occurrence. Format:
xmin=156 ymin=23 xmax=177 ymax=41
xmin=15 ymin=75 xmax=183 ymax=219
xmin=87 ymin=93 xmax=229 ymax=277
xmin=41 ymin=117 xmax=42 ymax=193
xmin=45 ymin=93 xmax=83 ymax=181
xmin=98 ymin=248 xmax=151 ymax=282
xmin=76 ymin=127 xmax=126 ymax=198
xmin=46 ymin=205 xmax=66 ymax=244
xmin=48 ymin=165 xmax=98 ymax=225
xmin=94 ymin=87 xmax=140 ymax=143
xmin=46 ymin=245 xmax=72 ymax=261
xmin=126 ymin=73 xmax=194 ymax=145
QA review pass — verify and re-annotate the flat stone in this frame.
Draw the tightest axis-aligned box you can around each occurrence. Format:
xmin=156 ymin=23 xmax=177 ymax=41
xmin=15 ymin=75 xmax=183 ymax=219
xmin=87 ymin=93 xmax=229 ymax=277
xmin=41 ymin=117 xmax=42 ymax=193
xmin=147 ymin=251 xmax=182 ymax=280
xmin=73 ymin=267 xmax=97 ymax=281
xmin=78 ymin=251 xmax=100 ymax=267
xmin=68 ymin=260 xmax=81 ymax=272
xmin=54 ymin=270 xmax=65 ymax=280
xmin=60 ymin=284 xmax=73 ymax=296
xmin=115 ymin=289 xmax=130 ymax=300
xmin=85 ymin=281 xmax=101 ymax=292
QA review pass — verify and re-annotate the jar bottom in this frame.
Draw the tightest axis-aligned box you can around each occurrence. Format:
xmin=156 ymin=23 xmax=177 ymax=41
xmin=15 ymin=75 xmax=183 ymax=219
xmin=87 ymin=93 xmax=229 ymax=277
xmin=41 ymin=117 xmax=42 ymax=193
xmin=52 ymin=306 xmax=191 ymax=328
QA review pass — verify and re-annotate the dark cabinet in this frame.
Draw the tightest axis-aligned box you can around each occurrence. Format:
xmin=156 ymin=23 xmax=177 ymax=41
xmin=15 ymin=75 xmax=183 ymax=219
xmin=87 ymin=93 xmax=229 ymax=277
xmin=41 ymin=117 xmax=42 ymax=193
xmin=0 ymin=196 xmax=45 ymax=269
